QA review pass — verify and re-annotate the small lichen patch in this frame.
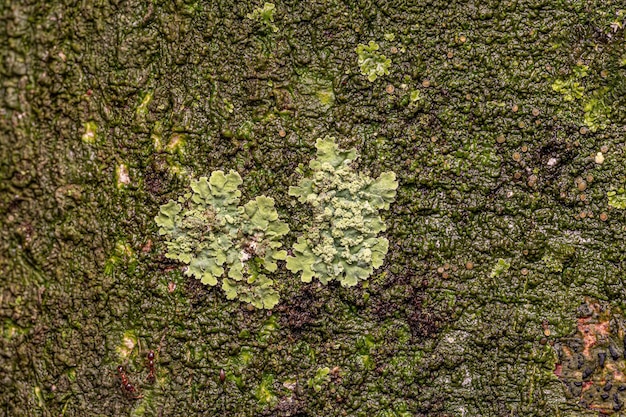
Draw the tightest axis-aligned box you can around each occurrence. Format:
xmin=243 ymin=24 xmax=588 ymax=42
xmin=607 ymin=188 xmax=626 ymax=209
xmin=584 ymin=89 xmax=612 ymax=132
xmin=246 ymin=3 xmax=278 ymax=33
xmin=255 ymin=373 xmax=278 ymax=406
xmin=116 ymin=164 xmax=131 ymax=188
xmin=315 ymin=88 xmax=335 ymax=109
xmin=104 ymin=240 xmax=137 ymax=275
xmin=116 ymin=330 xmax=138 ymax=360
xmin=81 ymin=121 xmax=97 ymax=144
xmin=490 ymin=258 xmax=510 ymax=278
xmin=356 ymin=41 xmax=392 ymax=82
xmin=166 ymin=133 xmax=185 ymax=154
xmin=307 ymin=367 xmax=331 ymax=392
xmin=136 ymin=91 xmax=153 ymax=117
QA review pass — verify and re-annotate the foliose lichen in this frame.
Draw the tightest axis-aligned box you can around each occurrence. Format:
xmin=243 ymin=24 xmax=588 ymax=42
xmin=607 ymin=188 xmax=626 ymax=209
xmin=155 ymin=170 xmax=289 ymax=309
xmin=286 ymin=137 xmax=398 ymax=287
xmin=246 ymin=3 xmax=278 ymax=33
xmin=355 ymin=41 xmax=392 ymax=82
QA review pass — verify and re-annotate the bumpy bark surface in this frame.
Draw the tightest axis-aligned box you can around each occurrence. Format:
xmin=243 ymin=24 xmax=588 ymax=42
xmin=2 ymin=0 xmax=626 ymax=416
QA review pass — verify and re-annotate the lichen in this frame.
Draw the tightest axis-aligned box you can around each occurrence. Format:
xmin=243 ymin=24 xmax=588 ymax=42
xmin=583 ymin=88 xmax=612 ymax=132
xmin=307 ymin=367 xmax=331 ymax=392
xmin=356 ymin=41 xmax=392 ymax=82
xmin=246 ymin=3 xmax=278 ymax=33
xmin=490 ymin=258 xmax=511 ymax=278
xmin=286 ymin=137 xmax=398 ymax=287
xmin=155 ymin=170 xmax=289 ymax=309
xmin=551 ymin=63 xmax=588 ymax=101
xmin=81 ymin=121 xmax=97 ymax=144
xmin=607 ymin=188 xmax=626 ymax=209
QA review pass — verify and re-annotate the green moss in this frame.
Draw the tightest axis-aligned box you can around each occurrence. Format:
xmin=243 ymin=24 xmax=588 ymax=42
xmin=356 ymin=41 xmax=392 ymax=82
xmin=551 ymin=63 xmax=588 ymax=101
xmin=286 ymin=137 xmax=398 ymax=287
xmin=155 ymin=170 xmax=289 ymax=309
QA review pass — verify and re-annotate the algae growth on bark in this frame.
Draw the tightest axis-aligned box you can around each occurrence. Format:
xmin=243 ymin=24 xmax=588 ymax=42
xmin=2 ymin=0 xmax=626 ymax=416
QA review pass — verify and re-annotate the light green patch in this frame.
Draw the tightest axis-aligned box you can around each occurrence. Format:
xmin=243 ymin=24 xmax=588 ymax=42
xmin=136 ymin=91 xmax=153 ymax=116
xmin=315 ymin=88 xmax=335 ymax=109
xmin=255 ymin=373 xmax=278 ymax=406
xmin=355 ymin=334 xmax=378 ymax=370
xmin=166 ymin=133 xmax=185 ymax=154
xmin=490 ymin=258 xmax=511 ymax=278
xmin=223 ymin=98 xmax=234 ymax=114
xmin=409 ymin=90 xmax=421 ymax=103
xmin=356 ymin=41 xmax=392 ymax=82
xmin=33 ymin=386 xmax=44 ymax=408
xmin=258 ymin=315 xmax=279 ymax=343
xmin=298 ymin=70 xmax=335 ymax=111
xmin=151 ymin=121 xmax=164 ymax=150
xmin=116 ymin=164 xmax=131 ymax=188
xmin=551 ymin=79 xmax=584 ymax=101
xmin=155 ymin=170 xmax=289 ymax=308
xmin=608 ymin=188 xmax=626 ymax=209
xmin=551 ymin=63 xmax=588 ymax=101
xmin=384 ymin=33 xmax=395 ymax=41
xmin=307 ymin=367 xmax=331 ymax=392
xmin=237 ymin=121 xmax=254 ymax=139
xmin=104 ymin=240 xmax=137 ymax=275
xmin=81 ymin=121 xmax=97 ymax=144
xmin=583 ymin=88 xmax=611 ymax=132
xmin=116 ymin=330 xmax=138 ymax=360
xmin=246 ymin=3 xmax=278 ymax=33
xmin=287 ymin=136 xmax=398 ymax=287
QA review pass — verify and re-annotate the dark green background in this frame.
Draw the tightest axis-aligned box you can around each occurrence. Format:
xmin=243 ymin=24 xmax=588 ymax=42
xmin=2 ymin=0 xmax=626 ymax=415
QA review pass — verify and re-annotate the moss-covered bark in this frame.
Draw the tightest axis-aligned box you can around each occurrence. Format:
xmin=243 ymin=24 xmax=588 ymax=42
xmin=2 ymin=0 xmax=626 ymax=415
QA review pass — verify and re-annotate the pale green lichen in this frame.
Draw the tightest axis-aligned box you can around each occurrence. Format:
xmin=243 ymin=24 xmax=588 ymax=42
xmin=81 ymin=121 xmax=97 ymax=144
xmin=490 ymin=258 xmax=511 ymax=278
xmin=286 ymin=137 xmax=398 ymax=287
xmin=551 ymin=63 xmax=588 ymax=101
xmin=356 ymin=41 xmax=392 ymax=82
xmin=307 ymin=367 xmax=331 ymax=392
xmin=155 ymin=170 xmax=289 ymax=309
xmin=608 ymin=188 xmax=626 ymax=209
xmin=246 ymin=3 xmax=278 ymax=33
xmin=583 ymin=88 xmax=612 ymax=132
xmin=551 ymin=79 xmax=584 ymax=101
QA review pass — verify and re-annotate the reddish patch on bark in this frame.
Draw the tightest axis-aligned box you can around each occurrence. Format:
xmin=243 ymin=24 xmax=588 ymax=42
xmin=578 ymin=312 xmax=610 ymax=358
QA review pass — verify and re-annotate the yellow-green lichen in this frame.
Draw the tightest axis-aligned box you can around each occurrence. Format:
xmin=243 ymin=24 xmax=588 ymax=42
xmin=155 ymin=170 xmax=289 ymax=309
xmin=81 ymin=121 xmax=97 ymax=144
xmin=286 ymin=137 xmax=398 ymax=287
xmin=356 ymin=41 xmax=392 ymax=82
xmin=246 ymin=3 xmax=278 ymax=33
xmin=608 ymin=188 xmax=626 ymax=209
